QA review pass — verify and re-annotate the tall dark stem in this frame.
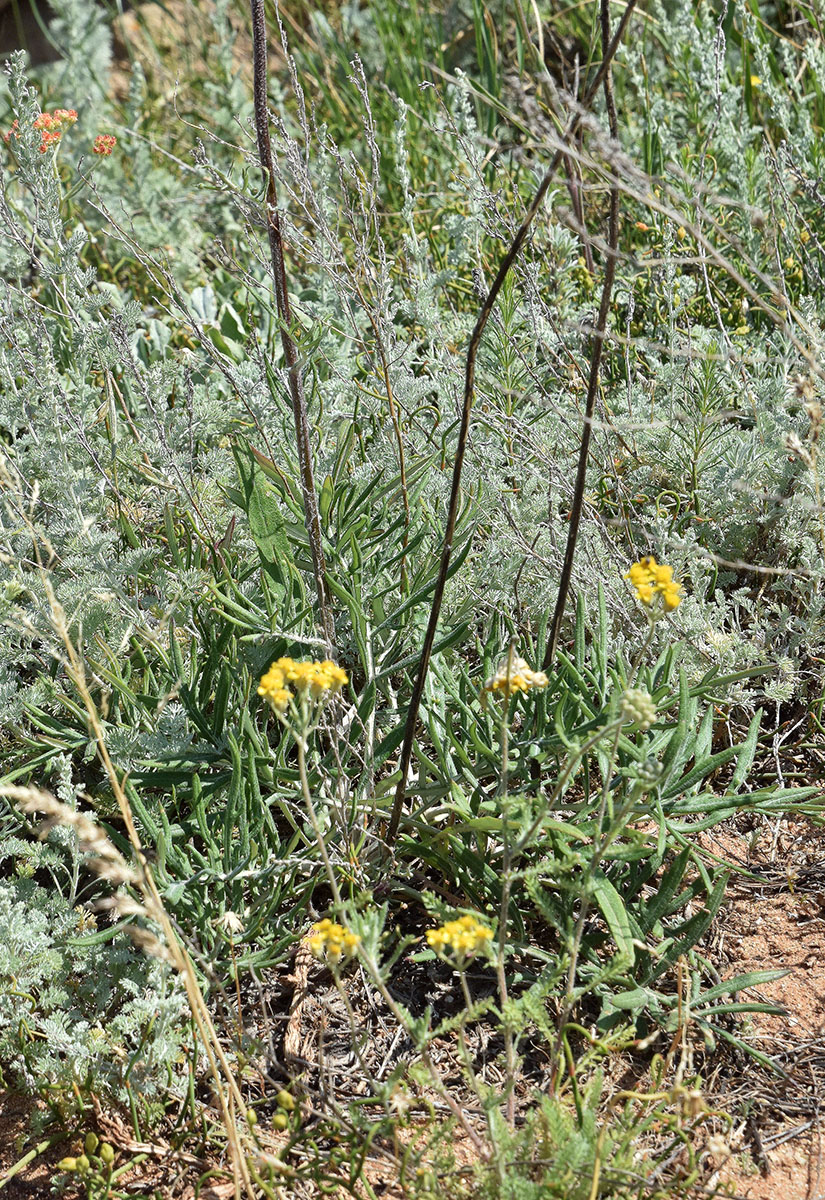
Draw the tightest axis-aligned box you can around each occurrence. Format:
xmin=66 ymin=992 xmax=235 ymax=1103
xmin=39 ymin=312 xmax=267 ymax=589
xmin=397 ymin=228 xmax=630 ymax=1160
xmin=250 ymin=0 xmax=334 ymax=652
xmin=543 ymin=0 xmax=622 ymax=670
xmin=386 ymin=0 xmax=636 ymax=845
xmin=547 ymin=0 xmax=624 ymax=1089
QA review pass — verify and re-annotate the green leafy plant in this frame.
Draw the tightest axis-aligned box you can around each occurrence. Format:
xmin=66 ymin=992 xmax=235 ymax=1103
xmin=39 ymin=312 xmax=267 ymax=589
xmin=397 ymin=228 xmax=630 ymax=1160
xmin=1 ymin=0 xmax=824 ymax=1194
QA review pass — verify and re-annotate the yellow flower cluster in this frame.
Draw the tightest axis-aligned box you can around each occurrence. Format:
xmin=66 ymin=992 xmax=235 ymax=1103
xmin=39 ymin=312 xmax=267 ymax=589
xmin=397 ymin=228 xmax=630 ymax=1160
xmin=625 ymin=556 xmax=683 ymax=611
xmin=426 ymin=914 xmax=493 ymax=957
xmin=308 ymin=918 xmax=360 ymax=961
xmin=258 ymin=657 xmax=348 ymax=713
xmin=483 ymin=654 xmax=549 ymax=697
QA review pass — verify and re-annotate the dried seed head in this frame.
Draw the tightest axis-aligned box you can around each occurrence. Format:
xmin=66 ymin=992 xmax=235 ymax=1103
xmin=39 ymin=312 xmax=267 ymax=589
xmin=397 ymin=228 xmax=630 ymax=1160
xmin=785 ymin=432 xmax=813 ymax=467
xmin=805 ymin=399 xmax=823 ymax=444
xmin=85 ymin=857 xmax=138 ymax=887
xmin=125 ymin=925 xmax=173 ymax=963
xmin=707 ymin=1134 xmax=731 ymax=1160
xmin=792 ymin=374 xmax=816 ymax=402
xmin=0 ymin=786 xmax=135 ymax=879
xmin=95 ymin=895 xmax=146 ymax=920
xmin=217 ymin=910 xmax=245 ymax=936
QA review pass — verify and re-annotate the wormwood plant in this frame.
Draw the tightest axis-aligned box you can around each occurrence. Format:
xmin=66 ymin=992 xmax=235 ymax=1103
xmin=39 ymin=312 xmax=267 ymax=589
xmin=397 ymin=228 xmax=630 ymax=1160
xmin=0 ymin=873 xmax=186 ymax=1108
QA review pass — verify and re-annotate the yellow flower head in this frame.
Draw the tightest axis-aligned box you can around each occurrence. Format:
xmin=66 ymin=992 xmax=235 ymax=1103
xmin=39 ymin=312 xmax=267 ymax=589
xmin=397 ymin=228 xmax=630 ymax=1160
xmin=625 ymin=556 xmax=683 ymax=612
xmin=258 ymin=657 xmax=348 ymax=713
xmin=308 ymin=918 xmax=360 ymax=962
xmin=257 ymin=663 xmax=291 ymax=712
xmin=483 ymin=654 xmax=548 ymax=697
xmin=426 ymin=914 xmax=493 ymax=958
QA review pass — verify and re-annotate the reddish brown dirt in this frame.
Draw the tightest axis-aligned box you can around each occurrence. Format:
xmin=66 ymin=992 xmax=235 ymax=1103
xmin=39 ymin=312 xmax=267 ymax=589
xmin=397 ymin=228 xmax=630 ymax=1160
xmin=718 ymin=887 xmax=825 ymax=1040
xmin=721 ymin=1134 xmax=823 ymax=1200
xmin=701 ymin=821 xmax=825 ymax=1198
xmin=0 ymin=1091 xmax=77 ymax=1198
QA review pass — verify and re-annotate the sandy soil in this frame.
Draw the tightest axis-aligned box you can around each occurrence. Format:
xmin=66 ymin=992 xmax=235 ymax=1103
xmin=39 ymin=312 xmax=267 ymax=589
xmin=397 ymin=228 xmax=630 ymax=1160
xmin=701 ymin=822 xmax=825 ymax=1198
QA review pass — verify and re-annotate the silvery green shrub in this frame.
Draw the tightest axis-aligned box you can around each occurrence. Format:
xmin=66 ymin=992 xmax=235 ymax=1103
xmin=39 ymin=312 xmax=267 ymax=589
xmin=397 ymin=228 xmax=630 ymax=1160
xmin=0 ymin=876 xmax=187 ymax=1103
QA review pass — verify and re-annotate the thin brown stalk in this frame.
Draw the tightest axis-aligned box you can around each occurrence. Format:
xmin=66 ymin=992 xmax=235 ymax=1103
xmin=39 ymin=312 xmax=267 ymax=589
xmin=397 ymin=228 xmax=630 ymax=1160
xmin=41 ymin=588 xmax=262 ymax=1199
xmin=543 ymin=0 xmax=622 ymax=670
xmin=250 ymin=0 xmax=334 ymax=652
xmin=386 ymin=0 xmax=637 ymax=845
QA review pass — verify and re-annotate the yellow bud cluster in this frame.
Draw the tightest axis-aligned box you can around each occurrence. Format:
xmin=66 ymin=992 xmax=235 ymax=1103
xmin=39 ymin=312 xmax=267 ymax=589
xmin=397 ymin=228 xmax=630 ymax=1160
xmin=258 ymin=657 xmax=348 ymax=713
xmin=308 ymin=918 xmax=360 ymax=961
xmin=625 ymin=556 xmax=683 ymax=611
xmin=483 ymin=654 xmax=548 ymax=697
xmin=426 ymin=914 xmax=493 ymax=957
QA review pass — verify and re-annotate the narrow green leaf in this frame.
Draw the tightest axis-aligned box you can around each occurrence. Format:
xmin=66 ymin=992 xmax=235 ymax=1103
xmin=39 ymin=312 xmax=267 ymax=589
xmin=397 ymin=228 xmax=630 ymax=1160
xmin=695 ymin=969 xmax=788 ymax=1003
xmin=730 ymin=709 xmax=762 ymax=791
xmin=592 ymin=870 xmax=635 ymax=964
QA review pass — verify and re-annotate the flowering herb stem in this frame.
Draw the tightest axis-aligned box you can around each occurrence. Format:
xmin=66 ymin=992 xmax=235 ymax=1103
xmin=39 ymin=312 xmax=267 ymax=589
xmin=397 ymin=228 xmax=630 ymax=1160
xmin=45 ymin=584 xmax=259 ymax=1196
xmin=297 ymin=740 xmax=343 ymax=910
xmin=455 ymin=965 xmax=504 ymax=1182
xmin=355 ymin=946 xmax=492 ymax=1160
xmin=249 ymin=0 xmax=334 ymax=653
xmin=549 ymin=722 xmax=622 ymax=1093
xmin=496 ymin=690 xmax=517 ymax=1127
xmin=513 ymin=716 xmax=623 ymax=859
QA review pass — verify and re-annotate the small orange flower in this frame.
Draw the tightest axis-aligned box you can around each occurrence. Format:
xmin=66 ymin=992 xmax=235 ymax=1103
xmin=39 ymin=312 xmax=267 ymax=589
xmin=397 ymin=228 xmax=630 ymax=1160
xmin=5 ymin=108 xmax=78 ymax=153
xmin=92 ymin=134 xmax=117 ymax=156
xmin=39 ymin=129 xmax=62 ymax=153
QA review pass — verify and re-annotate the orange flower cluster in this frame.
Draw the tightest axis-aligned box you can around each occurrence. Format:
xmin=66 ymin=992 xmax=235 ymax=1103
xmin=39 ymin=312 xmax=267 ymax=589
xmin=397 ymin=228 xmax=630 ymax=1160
xmin=4 ymin=108 xmax=77 ymax=153
xmin=92 ymin=134 xmax=117 ymax=156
